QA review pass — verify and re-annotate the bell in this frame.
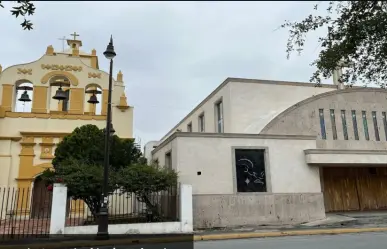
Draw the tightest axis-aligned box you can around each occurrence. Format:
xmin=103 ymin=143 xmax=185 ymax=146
xmin=87 ymin=94 xmax=99 ymax=104
xmin=18 ymin=90 xmax=31 ymax=102
xmin=53 ymin=87 xmax=67 ymax=101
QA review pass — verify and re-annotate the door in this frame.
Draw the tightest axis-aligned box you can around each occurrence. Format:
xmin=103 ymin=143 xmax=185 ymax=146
xmin=31 ymin=178 xmax=52 ymax=218
xmin=323 ymin=167 xmax=387 ymax=212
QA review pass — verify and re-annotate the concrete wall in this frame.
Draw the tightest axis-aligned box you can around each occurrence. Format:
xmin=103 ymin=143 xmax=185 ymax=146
xmin=159 ymin=80 xmax=232 ymax=142
xmin=153 ymin=133 xmax=320 ymax=194
xmin=193 ymin=193 xmax=325 ymax=228
xmin=228 ymin=79 xmax=335 ymax=134
xmin=144 ymin=141 xmax=159 ymax=165
xmin=261 ymin=88 xmax=387 ymax=150
xmin=50 ymin=184 xmax=193 ymax=235
xmin=152 ymin=133 xmax=325 ymax=228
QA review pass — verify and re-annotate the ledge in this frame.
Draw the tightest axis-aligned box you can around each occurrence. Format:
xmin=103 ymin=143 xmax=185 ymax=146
xmin=0 ymin=136 xmax=22 ymax=141
xmin=20 ymin=131 xmax=71 ymax=137
xmin=305 ymin=149 xmax=387 ymax=165
xmin=152 ymin=132 xmax=317 ymax=155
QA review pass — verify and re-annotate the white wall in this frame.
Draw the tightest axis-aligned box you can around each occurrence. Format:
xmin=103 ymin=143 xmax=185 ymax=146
xmin=50 ymin=184 xmax=193 ymax=235
xmin=153 ymin=133 xmax=320 ymax=195
xmin=228 ymin=80 xmax=335 ymax=134
xmin=159 ymin=82 xmax=232 ymax=143
xmin=144 ymin=141 xmax=159 ymax=165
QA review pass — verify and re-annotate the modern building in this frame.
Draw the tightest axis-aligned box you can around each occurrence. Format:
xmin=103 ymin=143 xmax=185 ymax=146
xmin=0 ymin=35 xmax=133 ymax=217
xmin=149 ymin=77 xmax=387 ymax=229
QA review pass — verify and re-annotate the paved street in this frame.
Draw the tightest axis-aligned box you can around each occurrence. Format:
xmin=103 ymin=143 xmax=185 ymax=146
xmin=75 ymin=232 xmax=387 ymax=249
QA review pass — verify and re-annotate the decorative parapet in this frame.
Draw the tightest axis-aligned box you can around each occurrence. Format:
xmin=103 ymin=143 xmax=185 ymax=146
xmin=117 ymin=70 xmax=123 ymax=82
xmin=116 ymin=93 xmax=130 ymax=112
xmin=46 ymin=45 xmax=54 ymax=55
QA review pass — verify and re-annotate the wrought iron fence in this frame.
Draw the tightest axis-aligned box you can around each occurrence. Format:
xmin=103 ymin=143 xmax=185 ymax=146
xmin=0 ymin=186 xmax=52 ymax=241
xmin=66 ymin=185 xmax=179 ymax=226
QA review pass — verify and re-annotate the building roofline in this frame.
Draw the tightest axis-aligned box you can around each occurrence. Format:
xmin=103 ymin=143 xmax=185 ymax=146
xmin=153 ymin=132 xmax=316 ymax=155
xmin=158 ymin=77 xmax=336 ymax=142
xmin=157 ymin=77 xmax=379 ymax=142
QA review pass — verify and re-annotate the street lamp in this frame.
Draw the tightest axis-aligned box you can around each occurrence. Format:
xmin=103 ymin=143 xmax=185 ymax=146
xmin=97 ymin=35 xmax=116 ymax=240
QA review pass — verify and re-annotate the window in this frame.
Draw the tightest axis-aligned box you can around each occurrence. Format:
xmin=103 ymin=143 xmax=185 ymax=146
xmin=341 ymin=110 xmax=348 ymax=140
xmin=165 ymin=152 xmax=172 ymax=169
xmin=351 ymin=110 xmax=359 ymax=140
xmin=235 ymin=149 xmax=266 ymax=192
xmin=187 ymin=122 xmax=192 ymax=132
xmin=383 ymin=112 xmax=387 ymax=141
xmin=319 ymin=109 xmax=326 ymax=140
xmin=362 ymin=111 xmax=369 ymax=140
xmin=215 ymin=100 xmax=223 ymax=133
xmin=372 ymin=111 xmax=380 ymax=141
xmin=198 ymin=113 xmax=205 ymax=132
xmin=330 ymin=109 xmax=337 ymax=140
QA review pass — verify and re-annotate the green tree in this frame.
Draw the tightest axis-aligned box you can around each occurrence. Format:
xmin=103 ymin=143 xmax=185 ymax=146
xmin=281 ymin=1 xmax=387 ymax=87
xmin=0 ymin=1 xmax=35 ymax=30
xmin=41 ymin=158 xmax=119 ymax=218
xmin=42 ymin=124 xmax=143 ymax=219
xmin=116 ymin=163 xmax=178 ymax=221
xmin=52 ymin=124 xmax=142 ymax=170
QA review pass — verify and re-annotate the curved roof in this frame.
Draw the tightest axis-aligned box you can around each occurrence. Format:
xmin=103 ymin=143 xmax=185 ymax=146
xmin=260 ymin=87 xmax=387 ymax=134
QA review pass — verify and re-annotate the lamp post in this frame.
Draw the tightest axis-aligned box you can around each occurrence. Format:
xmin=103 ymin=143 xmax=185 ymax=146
xmin=97 ymin=35 xmax=116 ymax=240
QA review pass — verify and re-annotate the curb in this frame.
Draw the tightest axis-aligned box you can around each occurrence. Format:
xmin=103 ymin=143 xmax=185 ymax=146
xmin=2 ymin=227 xmax=387 ymax=249
xmin=194 ymin=227 xmax=387 ymax=241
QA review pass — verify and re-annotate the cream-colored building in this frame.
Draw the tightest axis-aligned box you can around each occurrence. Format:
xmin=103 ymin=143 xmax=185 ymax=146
xmin=148 ymin=77 xmax=387 ymax=229
xmin=0 ymin=36 xmax=133 ymax=217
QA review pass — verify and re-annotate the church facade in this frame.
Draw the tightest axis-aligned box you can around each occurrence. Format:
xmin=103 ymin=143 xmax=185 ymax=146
xmin=148 ymin=77 xmax=387 ymax=229
xmin=0 ymin=35 xmax=133 ymax=217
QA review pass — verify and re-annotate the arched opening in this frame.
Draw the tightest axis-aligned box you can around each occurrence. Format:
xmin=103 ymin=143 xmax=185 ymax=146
xmin=14 ymin=80 xmax=33 ymax=112
xmin=85 ymin=84 xmax=102 ymax=115
xmin=49 ymin=75 xmax=71 ymax=112
xmin=31 ymin=176 xmax=52 ymax=218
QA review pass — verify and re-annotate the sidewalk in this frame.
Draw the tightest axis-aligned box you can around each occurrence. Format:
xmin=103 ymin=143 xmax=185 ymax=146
xmin=2 ymin=212 xmax=387 ymax=249
xmin=194 ymin=211 xmax=387 ymax=240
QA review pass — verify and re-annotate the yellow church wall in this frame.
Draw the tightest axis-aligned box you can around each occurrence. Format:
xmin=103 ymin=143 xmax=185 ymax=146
xmin=0 ymin=37 xmax=133 ymax=218
xmin=0 ymin=53 xmax=112 ymax=91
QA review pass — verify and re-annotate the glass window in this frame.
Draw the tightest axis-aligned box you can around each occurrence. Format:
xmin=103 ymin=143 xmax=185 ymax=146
xmin=330 ymin=109 xmax=337 ymax=140
xmin=341 ymin=110 xmax=348 ymax=140
xmin=372 ymin=111 xmax=380 ymax=141
xmin=215 ymin=101 xmax=223 ymax=133
xmin=383 ymin=112 xmax=387 ymax=141
xmin=198 ymin=113 xmax=205 ymax=132
xmin=352 ymin=110 xmax=359 ymax=140
xmin=319 ymin=109 xmax=326 ymax=140
xmin=165 ymin=152 xmax=172 ymax=169
xmin=362 ymin=111 xmax=369 ymax=140
xmin=187 ymin=122 xmax=192 ymax=132
xmin=235 ymin=149 xmax=266 ymax=192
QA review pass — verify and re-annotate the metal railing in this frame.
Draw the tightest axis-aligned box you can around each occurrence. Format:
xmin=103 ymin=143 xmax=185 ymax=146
xmin=0 ymin=187 xmax=52 ymax=241
xmin=66 ymin=185 xmax=179 ymax=226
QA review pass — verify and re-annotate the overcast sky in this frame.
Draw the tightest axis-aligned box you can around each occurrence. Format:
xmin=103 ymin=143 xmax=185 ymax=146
xmin=1 ymin=1 xmax=332 ymax=147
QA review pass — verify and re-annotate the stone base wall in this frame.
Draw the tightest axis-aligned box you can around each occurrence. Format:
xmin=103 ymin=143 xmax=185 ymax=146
xmin=193 ymin=193 xmax=325 ymax=229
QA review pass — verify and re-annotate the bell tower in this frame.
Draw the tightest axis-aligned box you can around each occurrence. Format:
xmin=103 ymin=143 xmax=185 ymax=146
xmin=67 ymin=32 xmax=82 ymax=56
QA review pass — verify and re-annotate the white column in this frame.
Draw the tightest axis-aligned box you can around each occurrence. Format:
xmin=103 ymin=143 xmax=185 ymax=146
xmin=49 ymin=183 xmax=68 ymax=235
xmin=179 ymin=184 xmax=193 ymax=233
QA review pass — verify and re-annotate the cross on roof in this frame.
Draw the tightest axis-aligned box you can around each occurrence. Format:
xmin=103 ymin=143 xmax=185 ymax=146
xmin=70 ymin=32 xmax=80 ymax=40
xmin=58 ymin=36 xmax=66 ymax=52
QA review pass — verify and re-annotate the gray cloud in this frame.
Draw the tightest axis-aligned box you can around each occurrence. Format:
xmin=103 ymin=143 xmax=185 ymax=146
xmin=0 ymin=1 xmax=331 ymax=147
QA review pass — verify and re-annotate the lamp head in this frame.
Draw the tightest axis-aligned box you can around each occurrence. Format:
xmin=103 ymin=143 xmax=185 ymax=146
xmin=103 ymin=35 xmax=116 ymax=60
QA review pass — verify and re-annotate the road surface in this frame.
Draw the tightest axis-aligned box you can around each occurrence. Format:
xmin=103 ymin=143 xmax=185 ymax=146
xmin=74 ymin=232 xmax=387 ymax=249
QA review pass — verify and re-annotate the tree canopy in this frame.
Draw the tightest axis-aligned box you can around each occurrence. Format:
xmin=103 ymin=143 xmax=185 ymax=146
xmin=41 ymin=124 xmax=177 ymax=220
xmin=282 ymin=1 xmax=387 ymax=87
xmin=0 ymin=1 xmax=35 ymax=30
xmin=52 ymin=124 xmax=142 ymax=171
